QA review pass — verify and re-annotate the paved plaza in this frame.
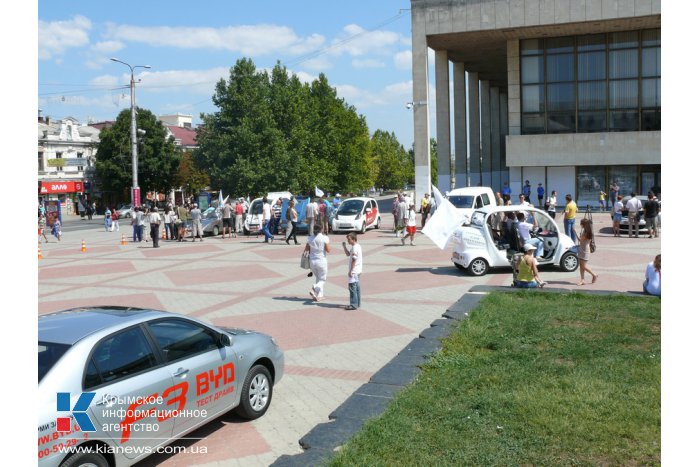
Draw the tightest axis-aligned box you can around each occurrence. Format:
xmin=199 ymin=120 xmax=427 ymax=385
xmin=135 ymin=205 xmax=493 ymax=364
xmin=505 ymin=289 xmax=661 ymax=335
xmin=37 ymin=205 xmax=660 ymax=466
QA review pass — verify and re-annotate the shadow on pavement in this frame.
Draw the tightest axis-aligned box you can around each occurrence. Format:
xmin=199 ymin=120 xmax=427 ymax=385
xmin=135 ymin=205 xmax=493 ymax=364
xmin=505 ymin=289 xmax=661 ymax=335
xmin=394 ymin=266 xmax=465 ymax=277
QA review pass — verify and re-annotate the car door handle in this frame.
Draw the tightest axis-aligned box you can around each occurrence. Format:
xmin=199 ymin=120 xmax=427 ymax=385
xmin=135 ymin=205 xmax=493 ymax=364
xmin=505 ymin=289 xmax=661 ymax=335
xmin=172 ymin=368 xmax=189 ymax=378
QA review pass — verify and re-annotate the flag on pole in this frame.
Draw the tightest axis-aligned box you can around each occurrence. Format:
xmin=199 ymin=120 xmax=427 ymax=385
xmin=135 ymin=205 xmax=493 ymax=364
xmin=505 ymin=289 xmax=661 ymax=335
xmin=315 ymin=186 xmax=324 ymax=197
xmin=421 ymin=185 xmax=464 ymax=250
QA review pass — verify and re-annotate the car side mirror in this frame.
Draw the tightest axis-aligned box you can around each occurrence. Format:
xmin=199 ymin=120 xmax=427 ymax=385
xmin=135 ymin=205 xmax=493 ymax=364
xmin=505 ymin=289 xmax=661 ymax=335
xmin=219 ymin=333 xmax=232 ymax=347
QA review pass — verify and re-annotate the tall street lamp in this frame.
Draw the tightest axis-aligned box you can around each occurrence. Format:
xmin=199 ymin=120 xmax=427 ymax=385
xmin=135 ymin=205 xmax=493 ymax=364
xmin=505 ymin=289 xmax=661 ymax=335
xmin=110 ymin=57 xmax=151 ymax=207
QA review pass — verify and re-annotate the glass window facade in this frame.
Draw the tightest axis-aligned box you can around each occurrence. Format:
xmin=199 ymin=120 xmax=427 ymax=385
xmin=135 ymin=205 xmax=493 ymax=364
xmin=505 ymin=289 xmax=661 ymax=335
xmin=520 ymin=29 xmax=660 ymax=134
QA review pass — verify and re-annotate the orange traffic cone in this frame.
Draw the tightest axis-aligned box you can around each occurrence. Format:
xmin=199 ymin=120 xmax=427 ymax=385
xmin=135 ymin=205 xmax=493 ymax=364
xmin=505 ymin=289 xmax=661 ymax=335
xmin=38 ymin=241 xmax=42 ymax=260
xmin=161 ymin=227 xmax=166 ymax=240
xmin=121 ymin=234 xmax=127 ymax=246
xmin=81 ymin=239 xmax=87 ymax=253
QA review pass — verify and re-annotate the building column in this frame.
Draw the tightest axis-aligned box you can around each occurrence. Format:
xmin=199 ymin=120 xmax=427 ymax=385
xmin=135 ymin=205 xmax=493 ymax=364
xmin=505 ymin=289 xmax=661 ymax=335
xmin=499 ymin=91 xmax=508 ymax=188
xmin=411 ymin=12 xmax=431 ymax=201
xmin=453 ymin=62 xmax=467 ymax=189
xmin=507 ymin=39 xmax=521 ymax=186
xmin=479 ymin=79 xmax=491 ymax=188
xmin=468 ymin=72 xmax=481 ymax=186
xmin=490 ymin=86 xmax=501 ymax=191
xmin=435 ymin=50 xmax=451 ymax=194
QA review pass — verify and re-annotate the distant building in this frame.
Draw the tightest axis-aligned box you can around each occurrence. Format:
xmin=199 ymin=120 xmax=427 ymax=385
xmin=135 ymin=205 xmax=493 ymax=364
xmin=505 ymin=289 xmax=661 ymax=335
xmin=38 ymin=116 xmax=100 ymax=212
xmin=410 ymin=0 xmax=661 ymax=206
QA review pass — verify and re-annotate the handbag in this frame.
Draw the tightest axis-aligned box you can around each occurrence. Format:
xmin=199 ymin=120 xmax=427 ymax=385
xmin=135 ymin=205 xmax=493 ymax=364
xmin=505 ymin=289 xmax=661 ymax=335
xmin=590 ymin=239 xmax=596 ymax=253
xmin=300 ymin=252 xmax=310 ymax=270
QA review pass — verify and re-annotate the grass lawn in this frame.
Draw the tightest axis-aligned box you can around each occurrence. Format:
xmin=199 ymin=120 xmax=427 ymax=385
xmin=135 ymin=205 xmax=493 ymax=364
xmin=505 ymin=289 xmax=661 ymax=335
xmin=330 ymin=292 xmax=660 ymax=466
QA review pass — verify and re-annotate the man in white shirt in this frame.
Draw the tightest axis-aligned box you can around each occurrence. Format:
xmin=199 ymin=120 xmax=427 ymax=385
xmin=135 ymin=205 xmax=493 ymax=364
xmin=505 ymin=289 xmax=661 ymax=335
xmin=148 ymin=207 xmax=162 ymax=248
xmin=306 ymin=197 xmax=319 ymax=232
xmin=625 ymin=192 xmax=643 ymax=238
xmin=516 ymin=212 xmax=544 ymax=259
xmin=342 ymin=232 xmax=363 ymax=310
xmin=261 ymin=197 xmax=273 ymax=243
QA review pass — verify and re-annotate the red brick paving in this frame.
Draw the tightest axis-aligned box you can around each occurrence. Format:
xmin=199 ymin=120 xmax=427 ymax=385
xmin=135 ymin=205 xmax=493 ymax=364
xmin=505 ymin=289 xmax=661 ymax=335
xmin=166 ymin=264 xmax=283 ymax=287
xmin=39 ymin=261 xmax=136 ymax=280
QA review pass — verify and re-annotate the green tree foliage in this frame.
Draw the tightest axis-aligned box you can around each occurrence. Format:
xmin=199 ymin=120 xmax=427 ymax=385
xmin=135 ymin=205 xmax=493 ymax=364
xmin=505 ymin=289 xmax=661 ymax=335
xmin=194 ymin=59 xmax=374 ymax=197
xmin=96 ymin=108 xmax=181 ymax=199
xmin=174 ymin=152 xmax=210 ymax=197
xmin=371 ymin=130 xmax=410 ymax=190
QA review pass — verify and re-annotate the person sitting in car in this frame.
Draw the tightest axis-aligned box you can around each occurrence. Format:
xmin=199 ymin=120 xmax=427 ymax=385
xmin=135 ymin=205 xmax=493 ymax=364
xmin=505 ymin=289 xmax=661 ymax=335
xmin=516 ymin=212 xmax=545 ymax=260
xmin=514 ymin=244 xmax=546 ymax=288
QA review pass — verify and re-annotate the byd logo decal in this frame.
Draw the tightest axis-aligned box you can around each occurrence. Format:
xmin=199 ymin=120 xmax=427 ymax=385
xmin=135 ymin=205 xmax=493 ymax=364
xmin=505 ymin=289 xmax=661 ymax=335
xmin=56 ymin=392 xmax=96 ymax=432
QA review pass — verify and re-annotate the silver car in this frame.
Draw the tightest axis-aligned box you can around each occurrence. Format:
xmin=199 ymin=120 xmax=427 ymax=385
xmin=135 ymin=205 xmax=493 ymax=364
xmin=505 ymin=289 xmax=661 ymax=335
xmin=38 ymin=307 xmax=284 ymax=467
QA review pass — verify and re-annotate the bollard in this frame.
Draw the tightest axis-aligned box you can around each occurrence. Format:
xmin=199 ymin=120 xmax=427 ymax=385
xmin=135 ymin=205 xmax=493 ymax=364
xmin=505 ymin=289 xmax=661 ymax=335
xmin=81 ymin=239 xmax=87 ymax=253
xmin=121 ymin=234 xmax=127 ymax=246
xmin=38 ymin=241 xmax=42 ymax=260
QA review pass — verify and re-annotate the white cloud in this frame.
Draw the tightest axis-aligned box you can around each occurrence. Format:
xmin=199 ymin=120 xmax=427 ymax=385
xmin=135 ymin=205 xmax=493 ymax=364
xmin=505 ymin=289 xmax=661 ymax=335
xmin=91 ymin=40 xmax=124 ymax=54
xmin=89 ymin=75 xmax=120 ymax=87
xmin=104 ymin=23 xmax=325 ymax=56
xmin=38 ymin=15 xmax=92 ymax=60
xmin=330 ymin=24 xmax=405 ymax=57
xmin=394 ymin=50 xmax=412 ymax=70
xmin=300 ymin=56 xmax=333 ymax=71
xmin=132 ymin=67 xmax=231 ymax=95
xmin=351 ymin=59 xmax=385 ymax=69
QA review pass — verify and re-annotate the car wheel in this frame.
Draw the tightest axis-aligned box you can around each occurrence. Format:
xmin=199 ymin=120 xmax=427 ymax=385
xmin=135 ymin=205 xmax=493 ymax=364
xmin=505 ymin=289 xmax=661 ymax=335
xmin=212 ymin=226 xmax=219 ymax=236
xmin=360 ymin=222 xmax=366 ymax=234
xmin=236 ymin=364 xmax=273 ymax=420
xmin=125 ymin=212 xmax=131 ymax=219
xmin=560 ymin=251 xmax=579 ymax=272
xmin=468 ymin=258 xmax=488 ymax=276
xmin=59 ymin=451 xmax=109 ymax=467
xmin=243 ymin=227 xmax=250 ymax=236
xmin=375 ymin=216 xmax=381 ymax=229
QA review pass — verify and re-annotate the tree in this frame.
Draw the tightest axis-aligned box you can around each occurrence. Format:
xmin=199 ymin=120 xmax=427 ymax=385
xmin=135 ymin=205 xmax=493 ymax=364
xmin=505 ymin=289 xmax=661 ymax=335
xmin=96 ymin=108 xmax=181 ymax=201
xmin=371 ymin=130 xmax=410 ymax=190
xmin=174 ymin=152 xmax=210 ymax=197
xmin=194 ymin=59 xmax=375 ymax=197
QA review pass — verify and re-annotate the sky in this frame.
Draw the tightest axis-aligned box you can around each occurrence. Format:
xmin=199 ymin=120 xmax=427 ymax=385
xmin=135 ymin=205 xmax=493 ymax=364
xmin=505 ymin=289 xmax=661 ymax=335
xmin=37 ymin=0 xmax=437 ymax=149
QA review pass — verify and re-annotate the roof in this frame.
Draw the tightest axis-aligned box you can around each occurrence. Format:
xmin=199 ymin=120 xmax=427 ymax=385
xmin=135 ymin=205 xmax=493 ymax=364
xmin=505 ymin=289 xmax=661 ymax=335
xmin=166 ymin=125 xmax=198 ymax=147
xmin=38 ymin=307 xmax=169 ymax=345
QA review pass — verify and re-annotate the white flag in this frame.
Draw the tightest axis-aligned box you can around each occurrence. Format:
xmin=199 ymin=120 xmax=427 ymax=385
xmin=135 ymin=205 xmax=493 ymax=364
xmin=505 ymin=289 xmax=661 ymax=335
xmin=432 ymin=184 xmax=444 ymax=208
xmin=315 ymin=186 xmax=324 ymax=197
xmin=421 ymin=194 xmax=465 ymax=250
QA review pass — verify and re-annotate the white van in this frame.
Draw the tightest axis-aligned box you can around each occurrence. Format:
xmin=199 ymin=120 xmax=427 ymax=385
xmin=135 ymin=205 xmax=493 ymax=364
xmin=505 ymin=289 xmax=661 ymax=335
xmin=244 ymin=191 xmax=292 ymax=235
xmin=445 ymin=186 xmax=496 ymax=224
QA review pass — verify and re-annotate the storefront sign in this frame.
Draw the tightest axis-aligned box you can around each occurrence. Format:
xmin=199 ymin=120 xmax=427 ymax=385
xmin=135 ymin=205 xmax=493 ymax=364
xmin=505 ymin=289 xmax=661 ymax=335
xmin=40 ymin=181 xmax=84 ymax=194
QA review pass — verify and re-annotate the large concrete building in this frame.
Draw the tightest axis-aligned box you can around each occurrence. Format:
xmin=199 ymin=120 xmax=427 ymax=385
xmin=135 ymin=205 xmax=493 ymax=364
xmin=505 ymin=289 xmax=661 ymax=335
xmin=411 ymin=0 xmax=661 ymax=206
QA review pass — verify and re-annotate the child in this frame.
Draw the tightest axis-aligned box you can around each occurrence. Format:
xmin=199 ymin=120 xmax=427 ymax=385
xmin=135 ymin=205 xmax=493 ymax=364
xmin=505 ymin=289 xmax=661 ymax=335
xmin=401 ymin=204 xmax=417 ymax=246
xmin=342 ymin=232 xmax=363 ymax=310
xmin=38 ymin=214 xmax=49 ymax=243
xmin=51 ymin=219 xmax=62 ymax=242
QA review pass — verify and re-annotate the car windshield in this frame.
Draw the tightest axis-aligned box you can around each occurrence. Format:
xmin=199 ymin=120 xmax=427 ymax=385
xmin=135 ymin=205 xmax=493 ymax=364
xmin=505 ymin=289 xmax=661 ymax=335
xmin=447 ymin=195 xmax=474 ymax=209
xmin=205 ymin=209 xmax=218 ymax=219
xmin=338 ymin=200 xmax=364 ymax=215
xmin=250 ymin=200 xmax=263 ymax=215
xmin=471 ymin=211 xmax=487 ymax=226
xmin=39 ymin=341 xmax=71 ymax=383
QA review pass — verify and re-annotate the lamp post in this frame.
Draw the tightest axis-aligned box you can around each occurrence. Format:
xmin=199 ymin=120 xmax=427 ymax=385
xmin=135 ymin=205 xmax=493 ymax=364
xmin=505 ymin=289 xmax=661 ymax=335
xmin=110 ymin=57 xmax=151 ymax=208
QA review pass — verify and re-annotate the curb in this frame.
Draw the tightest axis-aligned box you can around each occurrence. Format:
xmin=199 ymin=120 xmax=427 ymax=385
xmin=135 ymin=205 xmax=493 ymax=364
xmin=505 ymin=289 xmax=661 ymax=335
xmin=271 ymin=292 xmax=484 ymax=466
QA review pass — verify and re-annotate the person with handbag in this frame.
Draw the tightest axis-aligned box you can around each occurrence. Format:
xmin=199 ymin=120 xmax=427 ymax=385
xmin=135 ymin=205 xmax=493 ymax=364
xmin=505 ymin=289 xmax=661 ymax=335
xmin=576 ymin=218 xmax=598 ymax=286
xmin=286 ymin=199 xmax=300 ymax=245
xmin=304 ymin=223 xmax=330 ymax=302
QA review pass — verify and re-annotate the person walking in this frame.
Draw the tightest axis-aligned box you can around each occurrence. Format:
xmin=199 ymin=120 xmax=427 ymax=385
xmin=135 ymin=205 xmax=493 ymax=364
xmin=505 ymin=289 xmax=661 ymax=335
xmin=261 ymin=197 xmax=273 ymax=243
xmin=190 ymin=203 xmax=204 ymax=242
xmin=625 ymin=192 xmax=643 ymax=238
xmin=148 ymin=207 xmax=162 ymax=248
xmin=38 ymin=213 xmax=49 ymax=243
xmin=271 ymin=198 xmax=283 ymax=236
xmin=612 ymin=195 xmax=624 ymax=237
xmin=644 ymin=191 xmax=660 ymax=238
xmin=136 ymin=207 xmax=146 ymax=242
xmin=111 ymin=208 xmax=119 ymax=231
xmin=402 ymin=203 xmax=418 ymax=246
xmin=166 ymin=207 xmax=177 ymax=240
xmin=104 ymin=207 xmax=112 ymax=232
xmin=392 ymin=195 xmax=400 ymax=235
xmin=131 ymin=207 xmax=140 ymax=242
xmin=51 ymin=218 xmax=62 ymax=242
xmin=608 ymin=182 xmax=620 ymax=210
xmin=547 ymin=191 xmax=557 ymax=219
xmin=342 ymin=232 xmax=363 ymax=310
xmin=286 ymin=199 xmax=300 ymax=245
xmin=398 ymin=195 xmax=408 ymax=239
xmin=564 ymin=194 xmax=577 ymax=243
xmin=523 ymin=180 xmax=532 ymax=203
xmin=576 ymin=218 xmax=598 ymax=286
xmin=305 ymin=224 xmax=330 ymax=302
xmin=306 ymin=197 xmax=319 ymax=233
